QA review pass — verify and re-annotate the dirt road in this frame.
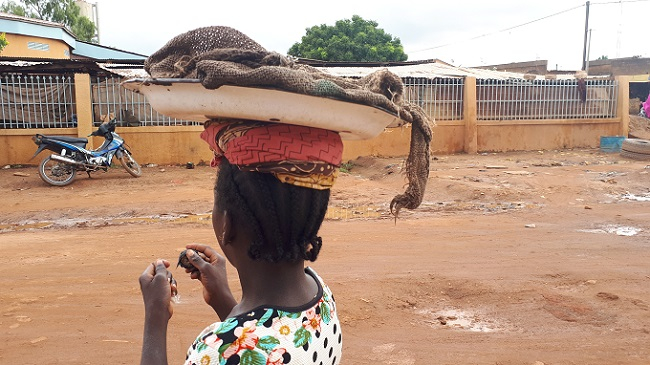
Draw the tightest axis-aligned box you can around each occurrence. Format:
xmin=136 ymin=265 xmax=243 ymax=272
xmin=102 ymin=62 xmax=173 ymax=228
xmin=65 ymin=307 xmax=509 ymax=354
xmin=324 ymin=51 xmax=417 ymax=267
xmin=1 ymin=149 xmax=649 ymax=365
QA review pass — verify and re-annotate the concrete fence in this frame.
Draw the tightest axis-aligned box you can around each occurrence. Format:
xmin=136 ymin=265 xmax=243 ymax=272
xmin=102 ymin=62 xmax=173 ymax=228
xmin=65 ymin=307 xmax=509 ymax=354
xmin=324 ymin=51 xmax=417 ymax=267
xmin=0 ymin=74 xmax=630 ymax=166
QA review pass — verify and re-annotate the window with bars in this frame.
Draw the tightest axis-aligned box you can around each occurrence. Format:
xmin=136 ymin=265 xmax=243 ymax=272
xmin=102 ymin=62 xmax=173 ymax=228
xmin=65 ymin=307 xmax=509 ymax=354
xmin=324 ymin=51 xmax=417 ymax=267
xmin=0 ymin=74 xmax=76 ymax=129
xmin=476 ymin=79 xmax=618 ymax=121
xmin=91 ymin=75 xmax=201 ymax=127
xmin=402 ymin=77 xmax=464 ymax=121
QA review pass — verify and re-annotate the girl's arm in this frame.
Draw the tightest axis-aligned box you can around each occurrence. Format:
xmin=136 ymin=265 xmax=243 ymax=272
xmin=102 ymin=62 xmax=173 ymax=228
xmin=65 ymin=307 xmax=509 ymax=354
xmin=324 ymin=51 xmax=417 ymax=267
xmin=184 ymin=245 xmax=237 ymax=320
xmin=141 ymin=311 xmax=169 ymax=365
xmin=139 ymin=259 xmax=175 ymax=365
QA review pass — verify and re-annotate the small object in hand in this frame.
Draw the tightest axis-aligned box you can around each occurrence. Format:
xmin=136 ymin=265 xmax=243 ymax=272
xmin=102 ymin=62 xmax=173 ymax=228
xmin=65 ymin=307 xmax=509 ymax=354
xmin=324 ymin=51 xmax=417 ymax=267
xmin=169 ymin=275 xmax=181 ymax=303
xmin=177 ymin=249 xmax=208 ymax=270
xmin=169 ymin=275 xmax=178 ymax=296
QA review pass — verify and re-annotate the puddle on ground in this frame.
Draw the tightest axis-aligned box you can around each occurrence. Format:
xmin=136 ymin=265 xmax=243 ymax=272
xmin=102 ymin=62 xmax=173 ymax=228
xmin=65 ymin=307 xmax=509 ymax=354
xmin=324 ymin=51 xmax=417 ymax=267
xmin=621 ymin=193 xmax=650 ymax=202
xmin=0 ymin=198 xmax=542 ymax=233
xmin=578 ymin=224 xmax=642 ymax=236
xmin=417 ymin=201 xmax=541 ymax=214
xmin=0 ymin=213 xmax=213 ymax=233
xmin=325 ymin=205 xmax=383 ymax=220
xmin=0 ymin=205 xmax=384 ymax=233
xmin=419 ymin=308 xmax=507 ymax=333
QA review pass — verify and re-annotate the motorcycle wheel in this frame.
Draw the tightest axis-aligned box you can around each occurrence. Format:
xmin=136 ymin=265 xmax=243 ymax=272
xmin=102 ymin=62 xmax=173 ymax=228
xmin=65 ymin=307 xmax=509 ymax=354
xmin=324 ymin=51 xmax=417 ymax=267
xmin=38 ymin=156 xmax=76 ymax=186
xmin=119 ymin=150 xmax=142 ymax=177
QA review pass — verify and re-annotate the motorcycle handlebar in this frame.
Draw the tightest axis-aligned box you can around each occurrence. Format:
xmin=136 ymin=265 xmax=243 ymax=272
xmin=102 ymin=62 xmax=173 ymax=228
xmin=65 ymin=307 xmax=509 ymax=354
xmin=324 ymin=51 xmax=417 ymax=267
xmin=90 ymin=118 xmax=118 ymax=137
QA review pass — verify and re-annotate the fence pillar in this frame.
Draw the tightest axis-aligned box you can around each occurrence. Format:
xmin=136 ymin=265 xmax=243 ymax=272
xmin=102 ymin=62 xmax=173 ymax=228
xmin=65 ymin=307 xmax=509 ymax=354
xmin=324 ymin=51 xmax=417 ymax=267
xmin=616 ymin=75 xmax=630 ymax=137
xmin=74 ymin=73 xmax=94 ymax=149
xmin=463 ymin=76 xmax=478 ymax=154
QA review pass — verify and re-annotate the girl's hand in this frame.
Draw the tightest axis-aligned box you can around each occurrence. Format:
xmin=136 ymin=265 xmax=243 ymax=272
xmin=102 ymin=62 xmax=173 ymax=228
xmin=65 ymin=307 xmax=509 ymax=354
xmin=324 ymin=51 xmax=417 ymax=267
xmin=139 ymin=259 xmax=175 ymax=320
xmin=184 ymin=244 xmax=237 ymax=320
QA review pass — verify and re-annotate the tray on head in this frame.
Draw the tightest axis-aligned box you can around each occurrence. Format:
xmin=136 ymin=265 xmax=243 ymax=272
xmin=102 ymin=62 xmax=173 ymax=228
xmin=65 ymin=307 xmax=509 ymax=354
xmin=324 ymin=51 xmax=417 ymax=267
xmin=121 ymin=78 xmax=406 ymax=140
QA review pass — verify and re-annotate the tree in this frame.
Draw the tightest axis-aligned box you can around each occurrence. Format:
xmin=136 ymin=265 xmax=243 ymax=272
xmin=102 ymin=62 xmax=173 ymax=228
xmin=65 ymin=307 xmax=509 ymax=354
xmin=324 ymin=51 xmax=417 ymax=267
xmin=288 ymin=15 xmax=407 ymax=62
xmin=597 ymin=55 xmax=609 ymax=60
xmin=0 ymin=0 xmax=96 ymax=42
xmin=0 ymin=33 xmax=9 ymax=52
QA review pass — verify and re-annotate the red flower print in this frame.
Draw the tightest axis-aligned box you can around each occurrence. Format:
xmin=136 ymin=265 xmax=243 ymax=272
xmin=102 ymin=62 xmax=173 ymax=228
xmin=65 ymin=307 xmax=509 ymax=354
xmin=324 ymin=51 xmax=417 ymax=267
xmin=203 ymin=333 xmax=223 ymax=349
xmin=266 ymin=348 xmax=287 ymax=365
xmin=302 ymin=308 xmax=322 ymax=333
xmin=223 ymin=320 xmax=259 ymax=358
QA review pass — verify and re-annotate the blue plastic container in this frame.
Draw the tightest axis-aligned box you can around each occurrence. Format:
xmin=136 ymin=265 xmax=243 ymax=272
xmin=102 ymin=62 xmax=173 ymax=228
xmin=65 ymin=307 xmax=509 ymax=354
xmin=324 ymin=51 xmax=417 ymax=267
xmin=600 ymin=136 xmax=625 ymax=152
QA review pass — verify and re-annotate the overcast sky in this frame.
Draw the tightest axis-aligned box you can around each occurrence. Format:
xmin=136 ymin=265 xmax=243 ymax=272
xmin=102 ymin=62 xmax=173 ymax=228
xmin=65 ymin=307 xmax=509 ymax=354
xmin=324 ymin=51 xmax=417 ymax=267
xmin=97 ymin=0 xmax=650 ymax=71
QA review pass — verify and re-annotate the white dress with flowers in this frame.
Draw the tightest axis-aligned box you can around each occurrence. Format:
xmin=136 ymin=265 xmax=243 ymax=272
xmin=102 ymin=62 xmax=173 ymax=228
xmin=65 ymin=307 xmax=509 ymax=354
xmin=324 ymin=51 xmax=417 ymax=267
xmin=183 ymin=267 xmax=342 ymax=365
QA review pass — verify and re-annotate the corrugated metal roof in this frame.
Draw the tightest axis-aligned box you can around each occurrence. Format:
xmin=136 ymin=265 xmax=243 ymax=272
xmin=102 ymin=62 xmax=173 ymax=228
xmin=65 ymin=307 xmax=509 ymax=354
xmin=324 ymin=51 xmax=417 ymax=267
xmin=318 ymin=62 xmax=578 ymax=80
xmin=0 ymin=12 xmax=73 ymax=33
xmin=0 ymin=58 xmax=144 ymax=75
xmin=0 ymin=58 xmax=604 ymax=81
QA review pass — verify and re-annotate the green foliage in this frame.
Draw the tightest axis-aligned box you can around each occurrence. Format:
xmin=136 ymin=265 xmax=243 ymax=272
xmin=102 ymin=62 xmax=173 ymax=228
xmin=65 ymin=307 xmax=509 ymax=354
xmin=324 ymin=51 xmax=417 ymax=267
xmin=0 ymin=0 xmax=97 ymax=42
xmin=0 ymin=33 xmax=9 ymax=52
xmin=339 ymin=161 xmax=354 ymax=174
xmin=597 ymin=55 xmax=609 ymax=60
xmin=0 ymin=1 xmax=26 ymax=15
xmin=288 ymin=15 xmax=407 ymax=62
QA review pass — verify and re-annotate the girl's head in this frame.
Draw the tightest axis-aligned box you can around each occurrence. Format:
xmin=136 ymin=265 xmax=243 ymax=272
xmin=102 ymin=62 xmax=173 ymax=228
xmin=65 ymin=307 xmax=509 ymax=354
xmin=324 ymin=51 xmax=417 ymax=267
xmin=213 ymin=158 xmax=330 ymax=264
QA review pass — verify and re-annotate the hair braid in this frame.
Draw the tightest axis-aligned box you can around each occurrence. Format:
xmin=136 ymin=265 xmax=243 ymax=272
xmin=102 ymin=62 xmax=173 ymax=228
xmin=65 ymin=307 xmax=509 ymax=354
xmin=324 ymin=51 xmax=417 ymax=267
xmin=288 ymin=185 xmax=302 ymax=260
xmin=214 ymin=158 xmax=330 ymax=263
xmin=301 ymin=188 xmax=328 ymax=261
xmin=216 ymin=161 xmax=266 ymax=259
xmin=247 ymin=171 xmax=287 ymax=261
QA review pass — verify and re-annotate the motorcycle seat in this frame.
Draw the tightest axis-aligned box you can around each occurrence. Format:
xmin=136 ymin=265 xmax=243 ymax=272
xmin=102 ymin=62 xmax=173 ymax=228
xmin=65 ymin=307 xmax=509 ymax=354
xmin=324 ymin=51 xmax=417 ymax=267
xmin=46 ymin=136 xmax=88 ymax=146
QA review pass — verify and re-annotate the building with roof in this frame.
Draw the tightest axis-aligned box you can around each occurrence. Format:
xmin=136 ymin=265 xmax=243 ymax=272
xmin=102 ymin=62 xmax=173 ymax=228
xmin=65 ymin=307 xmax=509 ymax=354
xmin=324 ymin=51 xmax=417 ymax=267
xmin=0 ymin=12 xmax=145 ymax=61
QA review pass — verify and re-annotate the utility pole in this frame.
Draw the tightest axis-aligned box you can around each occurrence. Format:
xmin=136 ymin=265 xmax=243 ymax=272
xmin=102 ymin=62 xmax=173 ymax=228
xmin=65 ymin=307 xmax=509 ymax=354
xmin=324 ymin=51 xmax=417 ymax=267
xmin=582 ymin=1 xmax=590 ymax=71
xmin=586 ymin=29 xmax=592 ymax=73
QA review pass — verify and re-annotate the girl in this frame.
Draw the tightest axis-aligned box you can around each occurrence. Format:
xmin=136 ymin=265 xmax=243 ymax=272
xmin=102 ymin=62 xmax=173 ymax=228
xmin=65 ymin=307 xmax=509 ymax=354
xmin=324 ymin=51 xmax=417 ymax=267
xmin=138 ymin=120 xmax=343 ymax=365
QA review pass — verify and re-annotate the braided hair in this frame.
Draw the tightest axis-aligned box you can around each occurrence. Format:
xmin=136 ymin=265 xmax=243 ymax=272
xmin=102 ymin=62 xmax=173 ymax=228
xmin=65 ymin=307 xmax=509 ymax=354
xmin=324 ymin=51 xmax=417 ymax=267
xmin=214 ymin=158 xmax=330 ymax=263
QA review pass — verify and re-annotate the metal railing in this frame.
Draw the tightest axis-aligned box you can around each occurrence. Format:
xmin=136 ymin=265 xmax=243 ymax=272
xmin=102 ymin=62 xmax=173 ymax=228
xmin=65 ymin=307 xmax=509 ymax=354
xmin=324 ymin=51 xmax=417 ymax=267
xmin=402 ymin=77 xmax=464 ymax=121
xmin=0 ymin=73 xmax=621 ymax=130
xmin=91 ymin=75 xmax=200 ymax=127
xmin=476 ymin=79 xmax=618 ymax=121
xmin=0 ymin=74 xmax=76 ymax=129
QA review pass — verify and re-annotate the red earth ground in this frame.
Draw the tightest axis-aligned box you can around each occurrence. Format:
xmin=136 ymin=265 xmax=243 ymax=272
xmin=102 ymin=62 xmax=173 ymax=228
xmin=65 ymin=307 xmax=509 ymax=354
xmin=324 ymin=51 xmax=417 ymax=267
xmin=1 ymin=148 xmax=649 ymax=365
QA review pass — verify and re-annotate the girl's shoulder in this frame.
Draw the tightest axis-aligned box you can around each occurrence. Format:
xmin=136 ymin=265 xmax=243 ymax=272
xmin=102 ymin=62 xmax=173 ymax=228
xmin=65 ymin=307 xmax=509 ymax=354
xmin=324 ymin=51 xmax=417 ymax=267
xmin=184 ymin=267 xmax=342 ymax=365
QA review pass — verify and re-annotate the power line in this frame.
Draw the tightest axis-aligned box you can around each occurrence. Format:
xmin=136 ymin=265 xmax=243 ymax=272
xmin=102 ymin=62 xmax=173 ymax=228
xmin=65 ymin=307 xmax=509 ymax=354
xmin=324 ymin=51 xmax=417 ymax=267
xmin=409 ymin=0 xmax=649 ymax=54
xmin=591 ymin=0 xmax=649 ymax=5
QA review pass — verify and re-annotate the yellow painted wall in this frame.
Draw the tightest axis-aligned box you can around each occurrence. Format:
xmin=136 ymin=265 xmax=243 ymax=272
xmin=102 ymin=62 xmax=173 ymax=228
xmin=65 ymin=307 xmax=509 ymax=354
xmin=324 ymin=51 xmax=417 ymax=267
xmin=3 ymin=33 xmax=70 ymax=59
xmin=115 ymin=127 xmax=212 ymax=165
xmin=0 ymin=129 xmax=76 ymax=164
xmin=341 ymin=122 xmax=467 ymax=161
xmin=0 ymin=119 xmax=627 ymax=167
xmin=477 ymin=120 xmax=622 ymax=152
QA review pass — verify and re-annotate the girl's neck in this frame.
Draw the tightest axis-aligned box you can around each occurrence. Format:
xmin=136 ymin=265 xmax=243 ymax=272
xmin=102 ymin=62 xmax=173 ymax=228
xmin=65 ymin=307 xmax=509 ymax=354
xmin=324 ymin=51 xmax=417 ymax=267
xmin=230 ymin=261 xmax=318 ymax=316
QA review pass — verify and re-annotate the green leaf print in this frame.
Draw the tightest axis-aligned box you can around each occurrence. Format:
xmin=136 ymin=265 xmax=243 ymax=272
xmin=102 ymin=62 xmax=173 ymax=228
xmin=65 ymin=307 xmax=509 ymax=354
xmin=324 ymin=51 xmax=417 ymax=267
xmin=293 ymin=326 xmax=312 ymax=347
xmin=257 ymin=336 xmax=280 ymax=352
xmin=215 ymin=318 xmax=238 ymax=334
xmin=218 ymin=342 xmax=230 ymax=356
xmin=196 ymin=341 xmax=208 ymax=353
xmin=320 ymin=302 xmax=331 ymax=324
xmin=258 ymin=309 xmax=274 ymax=325
xmin=240 ymin=349 xmax=266 ymax=365
xmin=278 ymin=310 xmax=301 ymax=319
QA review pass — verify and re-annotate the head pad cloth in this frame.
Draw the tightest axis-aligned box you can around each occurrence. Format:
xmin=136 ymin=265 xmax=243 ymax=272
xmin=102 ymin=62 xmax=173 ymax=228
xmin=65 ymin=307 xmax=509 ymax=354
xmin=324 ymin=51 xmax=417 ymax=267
xmin=146 ymin=26 xmax=433 ymax=214
xmin=200 ymin=120 xmax=342 ymax=190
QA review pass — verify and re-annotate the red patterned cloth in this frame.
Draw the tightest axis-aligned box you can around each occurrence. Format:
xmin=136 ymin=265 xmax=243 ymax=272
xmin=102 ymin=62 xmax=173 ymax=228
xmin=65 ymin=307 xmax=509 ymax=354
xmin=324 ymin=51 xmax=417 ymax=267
xmin=200 ymin=120 xmax=343 ymax=189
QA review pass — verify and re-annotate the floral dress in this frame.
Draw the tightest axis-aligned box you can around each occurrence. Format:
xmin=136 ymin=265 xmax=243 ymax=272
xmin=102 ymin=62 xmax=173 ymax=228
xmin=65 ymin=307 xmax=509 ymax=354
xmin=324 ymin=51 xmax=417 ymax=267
xmin=184 ymin=267 xmax=342 ymax=365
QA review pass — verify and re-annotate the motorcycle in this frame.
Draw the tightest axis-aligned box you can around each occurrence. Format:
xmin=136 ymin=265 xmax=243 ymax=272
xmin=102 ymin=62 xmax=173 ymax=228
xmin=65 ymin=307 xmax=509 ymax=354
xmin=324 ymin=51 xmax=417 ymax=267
xmin=31 ymin=118 xmax=142 ymax=186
